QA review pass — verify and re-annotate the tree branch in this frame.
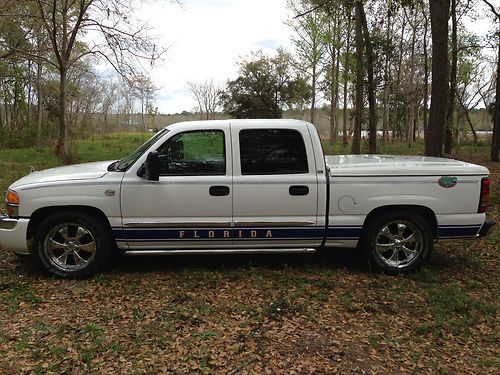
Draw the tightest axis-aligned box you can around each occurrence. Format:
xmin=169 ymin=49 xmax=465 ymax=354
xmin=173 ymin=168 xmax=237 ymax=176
xmin=294 ymin=0 xmax=333 ymax=19
xmin=481 ymin=0 xmax=499 ymax=18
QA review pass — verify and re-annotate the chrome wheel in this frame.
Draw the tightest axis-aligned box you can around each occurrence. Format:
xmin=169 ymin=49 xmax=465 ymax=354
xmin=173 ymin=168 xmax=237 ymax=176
xmin=43 ymin=223 xmax=97 ymax=272
xmin=374 ymin=220 xmax=423 ymax=269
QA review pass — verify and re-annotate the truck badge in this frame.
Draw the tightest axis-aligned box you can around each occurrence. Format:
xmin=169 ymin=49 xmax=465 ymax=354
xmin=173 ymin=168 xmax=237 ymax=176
xmin=438 ymin=176 xmax=457 ymax=188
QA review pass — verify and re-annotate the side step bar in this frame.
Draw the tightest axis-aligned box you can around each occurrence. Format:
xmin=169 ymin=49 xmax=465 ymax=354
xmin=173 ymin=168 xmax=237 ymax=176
xmin=124 ymin=248 xmax=317 ymax=256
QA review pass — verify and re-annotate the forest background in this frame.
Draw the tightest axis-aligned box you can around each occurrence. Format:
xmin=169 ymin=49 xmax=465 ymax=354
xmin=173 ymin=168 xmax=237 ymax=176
xmin=0 ymin=0 xmax=498 ymax=160
xmin=0 ymin=1 xmax=499 ymax=372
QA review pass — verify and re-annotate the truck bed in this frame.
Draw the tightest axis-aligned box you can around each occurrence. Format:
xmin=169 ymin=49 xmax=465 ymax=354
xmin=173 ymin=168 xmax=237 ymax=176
xmin=325 ymin=155 xmax=489 ymax=176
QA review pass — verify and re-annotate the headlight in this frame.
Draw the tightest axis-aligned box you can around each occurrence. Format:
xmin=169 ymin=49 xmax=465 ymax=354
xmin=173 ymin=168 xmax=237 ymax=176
xmin=6 ymin=190 xmax=19 ymax=216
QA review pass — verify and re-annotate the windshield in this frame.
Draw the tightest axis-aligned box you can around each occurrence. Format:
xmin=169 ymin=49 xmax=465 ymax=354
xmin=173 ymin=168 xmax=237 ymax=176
xmin=112 ymin=128 xmax=170 ymax=171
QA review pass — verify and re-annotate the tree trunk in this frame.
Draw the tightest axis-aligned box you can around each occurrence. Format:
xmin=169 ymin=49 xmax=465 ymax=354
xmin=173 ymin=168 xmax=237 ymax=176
xmin=330 ymin=13 xmax=342 ymax=147
xmin=492 ymin=35 xmax=500 ymax=162
xmin=382 ymin=0 xmax=392 ymax=144
xmin=36 ymin=34 xmax=43 ymax=149
xmin=444 ymin=0 xmax=457 ymax=154
xmin=426 ymin=0 xmax=450 ymax=157
xmin=333 ymin=41 xmax=341 ymax=141
xmin=342 ymin=7 xmax=352 ymax=145
xmin=407 ymin=9 xmax=417 ymax=147
xmin=27 ymin=60 xmax=33 ymax=123
xmin=422 ymin=4 xmax=429 ymax=138
xmin=56 ymin=1 xmax=70 ymax=157
xmin=352 ymin=0 xmax=364 ymax=155
xmin=141 ymin=98 xmax=146 ymax=133
xmin=459 ymin=101 xmax=477 ymax=144
xmin=310 ymin=64 xmax=316 ymax=125
xmin=394 ymin=20 xmax=406 ymax=141
xmin=36 ymin=59 xmax=43 ymax=149
xmin=56 ymin=68 xmax=68 ymax=157
xmin=12 ymin=76 xmax=19 ymax=130
xmin=360 ymin=2 xmax=376 ymax=154
xmin=329 ymin=62 xmax=337 ymax=144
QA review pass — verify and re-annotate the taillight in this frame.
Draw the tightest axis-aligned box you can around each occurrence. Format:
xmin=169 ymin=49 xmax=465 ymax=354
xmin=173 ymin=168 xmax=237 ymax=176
xmin=478 ymin=177 xmax=490 ymax=213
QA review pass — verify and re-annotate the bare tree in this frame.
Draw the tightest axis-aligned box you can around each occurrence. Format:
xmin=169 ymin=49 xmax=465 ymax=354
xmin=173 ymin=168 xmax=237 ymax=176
xmin=342 ymin=4 xmax=353 ymax=145
xmin=491 ymin=42 xmax=499 ymax=162
xmin=481 ymin=0 xmax=499 ymax=161
xmin=289 ymin=0 xmax=326 ymax=125
xmin=1 ymin=0 xmax=167 ymax=156
xmin=381 ymin=0 xmax=393 ymax=144
xmin=131 ymin=75 xmax=157 ymax=133
xmin=360 ymin=1 xmax=376 ymax=154
xmin=403 ymin=4 xmax=420 ymax=147
xmin=100 ymin=79 xmax=119 ymax=132
xmin=318 ymin=4 xmax=341 ymax=144
xmin=187 ymin=79 xmax=224 ymax=120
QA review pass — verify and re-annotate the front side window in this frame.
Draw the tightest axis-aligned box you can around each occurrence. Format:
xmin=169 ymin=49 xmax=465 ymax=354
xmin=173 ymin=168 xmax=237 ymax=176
xmin=239 ymin=129 xmax=309 ymax=175
xmin=156 ymin=130 xmax=225 ymax=175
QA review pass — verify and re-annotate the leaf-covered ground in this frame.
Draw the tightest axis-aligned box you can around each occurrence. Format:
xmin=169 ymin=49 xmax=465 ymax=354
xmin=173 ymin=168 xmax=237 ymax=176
xmin=0 ymin=144 xmax=498 ymax=374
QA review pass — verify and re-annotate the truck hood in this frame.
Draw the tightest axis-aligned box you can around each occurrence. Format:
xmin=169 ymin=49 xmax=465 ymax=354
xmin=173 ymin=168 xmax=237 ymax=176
xmin=326 ymin=155 xmax=489 ymax=176
xmin=10 ymin=160 xmax=115 ymax=189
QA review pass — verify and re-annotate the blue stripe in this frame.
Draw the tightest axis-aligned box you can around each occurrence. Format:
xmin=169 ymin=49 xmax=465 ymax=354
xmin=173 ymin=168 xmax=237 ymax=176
xmin=438 ymin=226 xmax=480 ymax=238
xmin=113 ymin=226 xmax=358 ymax=241
xmin=111 ymin=224 xmax=482 ymax=242
xmin=327 ymin=226 xmax=362 ymax=239
xmin=113 ymin=227 xmax=324 ymax=241
xmin=439 ymin=224 xmax=482 ymax=228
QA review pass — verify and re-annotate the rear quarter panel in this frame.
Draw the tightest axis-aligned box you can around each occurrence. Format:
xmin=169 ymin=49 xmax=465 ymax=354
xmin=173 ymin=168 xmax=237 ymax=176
xmin=326 ymin=174 xmax=486 ymax=247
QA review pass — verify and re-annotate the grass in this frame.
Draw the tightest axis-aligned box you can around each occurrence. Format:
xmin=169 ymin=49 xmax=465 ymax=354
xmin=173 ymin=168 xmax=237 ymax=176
xmin=0 ymin=133 xmax=498 ymax=373
xmin=416 ymin=283 xmax=497 ymax=337
xmin=0 ymin=133 xmax=145 ymax=202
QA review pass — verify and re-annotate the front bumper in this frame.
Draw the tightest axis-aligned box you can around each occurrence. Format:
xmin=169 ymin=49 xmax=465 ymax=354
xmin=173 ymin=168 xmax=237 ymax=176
xmin=478 ymin=218 xmax=496 ymax=238
xmin=0 ymin=216 xmax=30 ymax=255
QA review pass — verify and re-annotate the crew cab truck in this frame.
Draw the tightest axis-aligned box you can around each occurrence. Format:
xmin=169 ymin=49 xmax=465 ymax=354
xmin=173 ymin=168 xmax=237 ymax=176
xmin=0 ymin=119 xmax=495 ymax=277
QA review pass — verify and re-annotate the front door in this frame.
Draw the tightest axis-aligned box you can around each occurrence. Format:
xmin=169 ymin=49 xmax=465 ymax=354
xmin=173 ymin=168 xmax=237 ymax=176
xmin=230 ymin=124 xmax=321 ymax=248
xmin=119 ymin=125 xmax=233 ymax=250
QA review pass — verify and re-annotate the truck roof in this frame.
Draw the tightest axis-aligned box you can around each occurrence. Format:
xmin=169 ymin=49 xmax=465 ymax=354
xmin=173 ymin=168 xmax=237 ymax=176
xmin=163 ymin=119 xmax=310 ymax=132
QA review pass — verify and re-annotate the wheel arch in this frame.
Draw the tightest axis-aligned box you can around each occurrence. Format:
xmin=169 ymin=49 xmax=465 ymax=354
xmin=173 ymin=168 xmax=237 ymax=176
xmin=27 ymin=205 xmax=113 ymax=241
xmin=361 ymin=205 xmax=438 ymax=240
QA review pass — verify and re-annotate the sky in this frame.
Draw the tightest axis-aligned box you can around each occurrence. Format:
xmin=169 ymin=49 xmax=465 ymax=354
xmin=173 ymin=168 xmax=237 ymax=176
xmin=138 ymin=0 xmax=294 ymax=114
xmin=115 ymin=0 xmax=495 ymax=115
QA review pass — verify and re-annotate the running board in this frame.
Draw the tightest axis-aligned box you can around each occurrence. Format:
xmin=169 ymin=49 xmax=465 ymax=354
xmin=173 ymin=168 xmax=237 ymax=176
xmin=124 ymin=248 xmax=317 ymax=256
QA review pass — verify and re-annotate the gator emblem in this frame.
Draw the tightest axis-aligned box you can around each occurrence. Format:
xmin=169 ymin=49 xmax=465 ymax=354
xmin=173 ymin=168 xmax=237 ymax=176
xmin=438 ymin=176 xmax=457 ymax=188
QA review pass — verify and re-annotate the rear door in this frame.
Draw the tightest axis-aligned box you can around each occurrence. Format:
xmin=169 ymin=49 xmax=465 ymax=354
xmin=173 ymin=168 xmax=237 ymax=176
xmin=231 ymin=123 xmax=321 ymax=248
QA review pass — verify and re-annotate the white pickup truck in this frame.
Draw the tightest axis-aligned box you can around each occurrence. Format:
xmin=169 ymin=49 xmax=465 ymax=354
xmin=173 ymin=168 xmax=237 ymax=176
xmin=0 ymin=120 xmax=495 ymax=277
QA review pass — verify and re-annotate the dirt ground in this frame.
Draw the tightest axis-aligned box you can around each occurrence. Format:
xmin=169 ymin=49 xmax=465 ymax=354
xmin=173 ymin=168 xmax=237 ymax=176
xmin=0 ymin=153 xmax=498 ymax=374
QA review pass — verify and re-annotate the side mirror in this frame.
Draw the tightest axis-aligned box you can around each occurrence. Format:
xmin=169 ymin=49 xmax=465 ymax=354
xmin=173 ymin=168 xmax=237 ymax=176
xmin=144 ymin=151 xmax=159 ymax=181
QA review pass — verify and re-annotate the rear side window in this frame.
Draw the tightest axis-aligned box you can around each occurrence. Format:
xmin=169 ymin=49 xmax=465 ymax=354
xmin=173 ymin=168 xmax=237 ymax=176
xmin=239 ymin=129 xmax=309 ymax=175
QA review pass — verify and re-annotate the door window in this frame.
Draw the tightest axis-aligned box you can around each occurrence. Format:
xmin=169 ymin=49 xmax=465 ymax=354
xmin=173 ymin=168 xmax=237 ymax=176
xmin=239 ymin=129 xmax=308 ymax=175
xmin=156 ymin=130 xmax=225 ymax=175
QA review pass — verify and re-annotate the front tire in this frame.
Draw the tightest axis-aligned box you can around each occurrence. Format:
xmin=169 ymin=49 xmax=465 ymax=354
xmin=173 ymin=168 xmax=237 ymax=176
xmin=360 ymin=210 xmax=433 ymax=275
xmin=33 ymin=211 xmax=112 ymax=278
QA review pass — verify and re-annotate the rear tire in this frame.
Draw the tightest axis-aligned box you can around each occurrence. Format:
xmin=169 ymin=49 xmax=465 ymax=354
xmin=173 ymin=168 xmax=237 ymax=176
xmin=33 ymin=211 xmax=112 ymax=278
xmin=360 ymin=210 xmax=433 ymax=275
